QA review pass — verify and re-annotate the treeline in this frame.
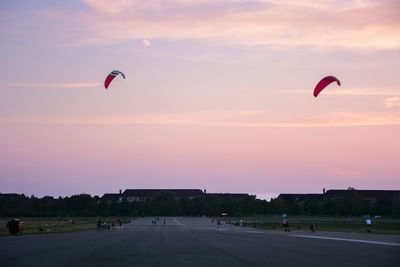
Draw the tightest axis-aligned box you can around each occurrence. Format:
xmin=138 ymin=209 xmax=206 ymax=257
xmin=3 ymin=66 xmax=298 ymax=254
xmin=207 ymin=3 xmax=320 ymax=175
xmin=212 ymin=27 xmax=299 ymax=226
xmin=268 ymin=191 xmax=400 ymax=217
xmin=1 ymin=190 xmax=399 ymax=217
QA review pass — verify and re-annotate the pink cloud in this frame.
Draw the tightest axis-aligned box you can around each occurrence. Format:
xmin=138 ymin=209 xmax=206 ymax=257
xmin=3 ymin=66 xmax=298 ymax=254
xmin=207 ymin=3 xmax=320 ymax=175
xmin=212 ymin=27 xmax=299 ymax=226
xmin=30 ymin=0 xmax=400 ymax=50
xmin=285 ymin=88 xmax=400 ymax=96
xmin=0 ymin=82 xmax=101 ymax=88
xmin=2 ymin=110 xmax=400 ymax=127
xmin=385 ymin=96 xmax=400 ymax=108
xmin=142 ymin=39 xmax=151 ymax=46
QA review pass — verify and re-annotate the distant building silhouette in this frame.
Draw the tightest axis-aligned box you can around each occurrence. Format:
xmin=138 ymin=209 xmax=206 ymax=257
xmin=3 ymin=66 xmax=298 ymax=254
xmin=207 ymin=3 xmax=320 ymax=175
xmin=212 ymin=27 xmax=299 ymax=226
xmin=101 ymin=189 xmax=250 ymax=202
xmin=325 ymin=189 xmax=400 ymax=203
xmin=277 ymin=193 xmax=324 ymax=203
xmin=122 ymin=189 xmax=204 ymax=201
xmin=0 ymin=193 xmax=19 ymax=200
xmin=278 ymin=188 xmax=400 ymax=204
xmin=206 ymin=193 xmax=249 ymax=199
xmin=101 ymin=193 xmax=121 ymax=202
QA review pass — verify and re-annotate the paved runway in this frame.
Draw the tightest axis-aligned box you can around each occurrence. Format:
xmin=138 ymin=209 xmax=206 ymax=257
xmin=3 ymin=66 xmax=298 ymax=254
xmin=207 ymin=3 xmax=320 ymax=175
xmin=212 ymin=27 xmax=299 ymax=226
xmin=1 ymin=217 xmax=399 ymax=266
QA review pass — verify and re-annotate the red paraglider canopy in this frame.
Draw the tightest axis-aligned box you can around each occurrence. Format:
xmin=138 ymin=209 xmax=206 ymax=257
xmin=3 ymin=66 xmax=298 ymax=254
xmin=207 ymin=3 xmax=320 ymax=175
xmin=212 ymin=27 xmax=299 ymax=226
xmin=104 ymin=70 xmax=125 ymax=89
xmin=313 ymin=76 xmax=341 ymax=97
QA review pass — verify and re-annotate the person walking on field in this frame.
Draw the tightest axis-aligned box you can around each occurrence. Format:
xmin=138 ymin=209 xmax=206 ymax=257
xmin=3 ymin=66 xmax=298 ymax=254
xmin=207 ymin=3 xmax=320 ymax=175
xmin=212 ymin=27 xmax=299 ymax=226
xmin=366 ymin=218 xmax=372 ymax=233
xmin=282 ymin=218 xmax=290 ymax=232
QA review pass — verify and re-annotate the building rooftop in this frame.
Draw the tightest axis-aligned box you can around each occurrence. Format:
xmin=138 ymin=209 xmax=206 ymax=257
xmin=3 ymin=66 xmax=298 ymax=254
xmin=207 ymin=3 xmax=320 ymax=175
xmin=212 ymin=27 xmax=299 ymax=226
xmin=122 ymin=189 xmax=204 ymax=198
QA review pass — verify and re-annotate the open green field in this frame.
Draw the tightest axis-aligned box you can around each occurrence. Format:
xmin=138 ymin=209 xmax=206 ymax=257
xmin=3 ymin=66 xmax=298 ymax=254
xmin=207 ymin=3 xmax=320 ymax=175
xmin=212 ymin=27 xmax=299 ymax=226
xmin=0 ymin=217 xmax=130 ymax=236
xmin=222 ymin=216 xmax=400 ymax=235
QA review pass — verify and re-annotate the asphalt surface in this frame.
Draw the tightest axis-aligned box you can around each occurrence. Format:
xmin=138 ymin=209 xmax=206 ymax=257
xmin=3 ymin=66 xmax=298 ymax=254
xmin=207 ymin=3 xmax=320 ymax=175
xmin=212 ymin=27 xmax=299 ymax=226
xmin=0 ymin=217 xmax=399 ymax=267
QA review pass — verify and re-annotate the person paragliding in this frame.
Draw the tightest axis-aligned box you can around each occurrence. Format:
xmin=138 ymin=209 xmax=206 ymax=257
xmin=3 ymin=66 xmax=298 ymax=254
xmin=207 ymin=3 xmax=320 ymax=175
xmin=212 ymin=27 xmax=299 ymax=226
xmin=104 ymin=70 xmax=125 ymax=89
xmin=313 ymin=76 xmax=341 ymax=97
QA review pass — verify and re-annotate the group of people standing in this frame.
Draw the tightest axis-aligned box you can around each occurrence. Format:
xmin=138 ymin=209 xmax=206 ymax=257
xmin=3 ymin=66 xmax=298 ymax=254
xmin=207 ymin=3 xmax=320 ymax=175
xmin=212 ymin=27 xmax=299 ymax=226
xmin=282 ymin=218 xmax=314 ymax=232
xmin=281 ymin=217 xmax=373 ymax=233
xmin=97 ymin=218 xmax=122 ymax=231
xmin=152 ymin=218 xmax=166 ymax=225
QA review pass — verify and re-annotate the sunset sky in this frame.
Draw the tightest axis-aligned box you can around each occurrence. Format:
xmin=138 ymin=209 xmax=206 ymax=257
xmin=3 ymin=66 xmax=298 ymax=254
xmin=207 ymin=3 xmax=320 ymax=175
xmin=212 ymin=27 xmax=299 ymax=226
xmin=1 ymin=0 xmax=399 ymax=199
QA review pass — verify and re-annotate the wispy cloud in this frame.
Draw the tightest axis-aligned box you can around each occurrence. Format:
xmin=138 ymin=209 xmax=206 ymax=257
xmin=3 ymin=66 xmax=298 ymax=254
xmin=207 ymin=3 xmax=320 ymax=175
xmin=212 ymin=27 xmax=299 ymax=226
xmin=65 ymin=0 xmax=400 ymax=50
xmin=0 ymin=82 xmax=102 ymax=88
xmin=385 ymin=96 xmax=400 ymax=108
xmin=3 ymin=110 xmax=400 ymax=127
xmin=284 ymin=88 xmax=400 ymax=96
xmin=143 ymin=39 xmax=151 ymax=46
xmin=17 ymin=0 xmax=397 ymax=50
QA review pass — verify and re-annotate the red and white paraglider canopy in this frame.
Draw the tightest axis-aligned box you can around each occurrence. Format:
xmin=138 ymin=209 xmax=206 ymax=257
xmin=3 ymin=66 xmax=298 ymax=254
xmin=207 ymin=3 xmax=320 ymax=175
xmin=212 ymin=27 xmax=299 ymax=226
xmin=104 ymin=70 xmax=126 ymax=89
xmin=313 ymin=76 xmax=341 ymax=97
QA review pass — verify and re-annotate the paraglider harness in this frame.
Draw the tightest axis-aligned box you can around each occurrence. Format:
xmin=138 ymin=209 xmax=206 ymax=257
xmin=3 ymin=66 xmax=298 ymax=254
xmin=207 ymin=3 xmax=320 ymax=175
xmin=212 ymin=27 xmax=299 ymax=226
xmin=6 ymin=219 xmax=23 ymax=235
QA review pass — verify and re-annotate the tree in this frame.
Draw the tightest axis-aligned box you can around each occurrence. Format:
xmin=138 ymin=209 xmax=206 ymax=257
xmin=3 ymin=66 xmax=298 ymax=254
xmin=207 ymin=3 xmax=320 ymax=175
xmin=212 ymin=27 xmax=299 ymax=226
xmin=392 ymin=197 xmax=400 ymax=218
xmin=336 ymin=189 xmax=368 ymax=216
xmin=303 ymin=199 xmax=320 ymax=215
xmin=288 ymin=200 xmax=301 ymax=215
xmin=149 ymin=192 xmax=179 ymax=216
xmin=268 ymin=197 xmax=289 ymax=215
xmin=202 ymin=195 xmax=221 ymax=216
xmin=374 ymin=197 xmax=392 ymax=215
xmin=321 ymin=198 xmax=336 ymax=215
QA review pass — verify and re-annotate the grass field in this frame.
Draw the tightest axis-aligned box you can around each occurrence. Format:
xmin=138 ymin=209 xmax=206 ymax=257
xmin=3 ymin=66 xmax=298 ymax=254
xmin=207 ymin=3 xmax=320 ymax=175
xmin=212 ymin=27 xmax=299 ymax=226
xmin=223 ymin=216 xmax=400 ymax=235
xmin=0 ymin=217 xmax=130 ymax=236
xmin=2 ymin=216 xmax=399 ymax=236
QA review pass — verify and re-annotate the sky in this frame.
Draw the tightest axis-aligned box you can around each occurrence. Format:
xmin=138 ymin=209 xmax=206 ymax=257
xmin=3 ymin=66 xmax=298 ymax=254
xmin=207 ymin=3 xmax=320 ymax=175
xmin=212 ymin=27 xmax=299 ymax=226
xmin=0 ymin=0 xmax=399 ymax=200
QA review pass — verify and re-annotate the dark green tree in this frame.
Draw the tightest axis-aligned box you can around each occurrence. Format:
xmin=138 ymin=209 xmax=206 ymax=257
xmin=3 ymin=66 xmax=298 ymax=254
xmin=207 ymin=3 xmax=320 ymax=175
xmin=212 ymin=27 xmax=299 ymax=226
xmin=149 ymin=192 xmax=179 ymax=216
